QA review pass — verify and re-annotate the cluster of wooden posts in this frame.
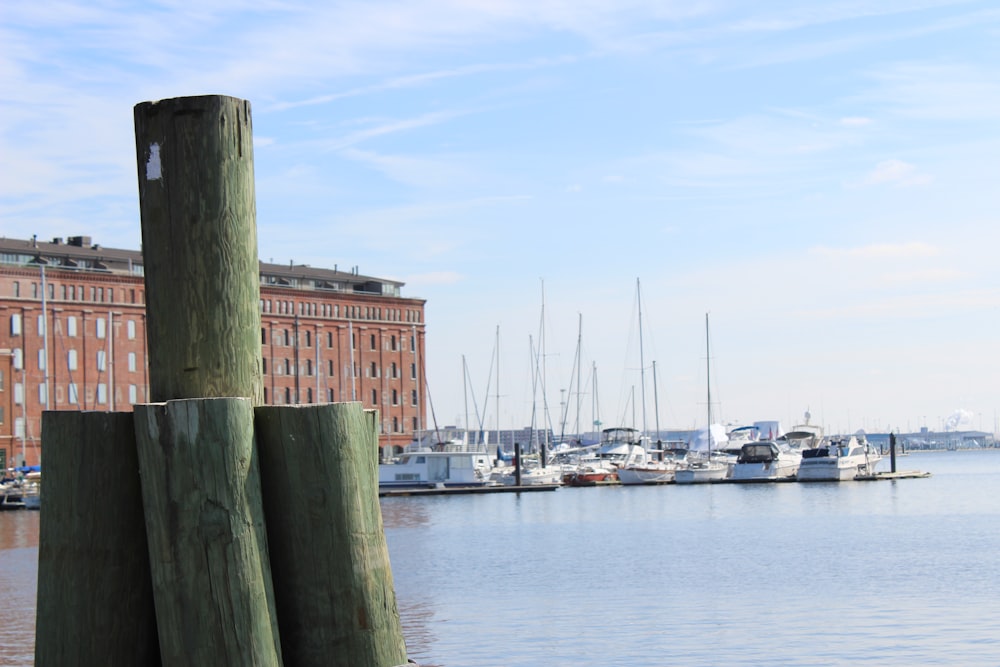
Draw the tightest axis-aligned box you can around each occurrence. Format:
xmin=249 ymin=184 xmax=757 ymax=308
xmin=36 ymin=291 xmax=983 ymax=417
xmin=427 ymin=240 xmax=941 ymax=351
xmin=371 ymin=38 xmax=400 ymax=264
xmin=33 ymin=96 xmax=411 ymax=667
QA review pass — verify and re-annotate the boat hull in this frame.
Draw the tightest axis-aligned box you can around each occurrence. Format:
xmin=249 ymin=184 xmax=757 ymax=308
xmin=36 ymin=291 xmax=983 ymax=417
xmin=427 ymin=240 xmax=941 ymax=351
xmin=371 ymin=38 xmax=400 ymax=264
xmin=731 ymin=460 xmax=799 ymax=482
xmin=617 ymin=466 xmax=675 ymax=485
xmin=674 ymin=463 xmax=728 ymax=484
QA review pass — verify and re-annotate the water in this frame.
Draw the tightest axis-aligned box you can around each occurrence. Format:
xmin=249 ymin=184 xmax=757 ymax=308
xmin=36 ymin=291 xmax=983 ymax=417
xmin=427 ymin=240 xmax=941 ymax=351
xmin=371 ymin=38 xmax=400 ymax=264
xmin=3 ymin=450 xmax=999 ymax=666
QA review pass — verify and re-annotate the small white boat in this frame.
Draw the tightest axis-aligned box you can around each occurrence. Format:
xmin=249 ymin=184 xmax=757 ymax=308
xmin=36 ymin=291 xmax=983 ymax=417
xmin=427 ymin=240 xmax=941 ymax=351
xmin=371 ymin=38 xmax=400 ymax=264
xmin=797 ymin=434 xmax=882 ymax=481
xmin=379 ymin=445 xmax=497 ymax=488
xmin=674 ymin=457 xmax=729 ymax=484
xmin=616 ymin=444 xmax=682 ymax=485
xmin=730 ymin=441 xmax=801 ymax=481
xmin=495 ymin=463 xmax=563 ymax=486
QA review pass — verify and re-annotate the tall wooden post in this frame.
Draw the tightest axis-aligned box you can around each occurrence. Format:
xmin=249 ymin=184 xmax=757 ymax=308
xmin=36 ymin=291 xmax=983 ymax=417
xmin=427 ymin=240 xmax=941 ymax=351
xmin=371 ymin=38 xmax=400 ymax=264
xmin=256 ymin=403 xmax=409 ymax=667
xmin=133 ymin=95 xmax=280 ymax=665
xmin=133 ymin=94 xmax=263 ymax=405
xmin=35 ymin=411 xmax=161 ymax=667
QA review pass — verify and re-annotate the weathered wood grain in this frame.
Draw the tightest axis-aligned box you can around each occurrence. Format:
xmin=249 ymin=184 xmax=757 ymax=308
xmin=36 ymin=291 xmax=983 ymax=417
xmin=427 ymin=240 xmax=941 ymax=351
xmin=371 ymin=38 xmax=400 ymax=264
xmin=35 ymin=410 xmax=160 ymax=667
xmin=256 ymin=402 xmax=409 ymax=667
xmin=133 ymin=95 xmax=263 ymax=405
xmin=134 ymin=398 xmax=282 ymax=666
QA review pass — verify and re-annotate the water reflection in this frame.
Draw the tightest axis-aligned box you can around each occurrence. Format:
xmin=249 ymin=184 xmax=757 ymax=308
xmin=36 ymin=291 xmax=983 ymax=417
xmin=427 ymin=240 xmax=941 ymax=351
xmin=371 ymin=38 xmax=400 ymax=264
xmin=0 ymin=512 xmax=39 ymax=667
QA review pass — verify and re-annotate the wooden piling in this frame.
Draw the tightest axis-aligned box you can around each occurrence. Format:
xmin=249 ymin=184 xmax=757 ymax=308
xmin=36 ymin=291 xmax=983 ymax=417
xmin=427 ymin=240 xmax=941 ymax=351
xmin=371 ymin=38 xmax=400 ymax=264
xmin=34 ymin=411 xmax=160 ymax=667
xmin=134 ymin=398 xmax=282 ymax=666
xmin=514 ymin=442 xmax=522 ymax=486
xmin=133 ymin=95 xmax=279 ymax=665
xmin=133 ymin=94 xmax=263 ymax=405
xmin=255 ymin=403 xmax=409 ymax=667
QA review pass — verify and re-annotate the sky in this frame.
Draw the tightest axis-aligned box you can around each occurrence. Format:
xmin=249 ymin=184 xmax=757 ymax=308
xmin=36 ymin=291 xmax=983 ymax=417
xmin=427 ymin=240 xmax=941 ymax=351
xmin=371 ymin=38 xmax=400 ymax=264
xmin=2 ymin=0 xmax=999 ymax=438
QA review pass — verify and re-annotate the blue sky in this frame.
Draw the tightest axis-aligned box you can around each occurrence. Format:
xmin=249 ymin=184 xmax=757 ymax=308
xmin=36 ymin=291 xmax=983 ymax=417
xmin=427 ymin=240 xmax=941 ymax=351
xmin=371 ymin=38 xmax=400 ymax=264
xmin=3 ymin=0 xmax=999 ymax=436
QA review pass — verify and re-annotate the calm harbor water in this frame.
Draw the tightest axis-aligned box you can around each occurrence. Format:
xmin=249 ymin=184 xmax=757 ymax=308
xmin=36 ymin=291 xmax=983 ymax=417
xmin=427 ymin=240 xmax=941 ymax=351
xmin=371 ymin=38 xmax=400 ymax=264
xmin=3 ymin=450 xmax=999 ymax=666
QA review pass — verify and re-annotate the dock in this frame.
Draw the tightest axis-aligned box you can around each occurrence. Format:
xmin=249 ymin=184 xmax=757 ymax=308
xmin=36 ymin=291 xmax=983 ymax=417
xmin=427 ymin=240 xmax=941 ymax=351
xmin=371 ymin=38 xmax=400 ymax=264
xmin=379 ymin=483 xmax=560 ymax=497
xmin=855 ymin=470 xmax=931 ymax=481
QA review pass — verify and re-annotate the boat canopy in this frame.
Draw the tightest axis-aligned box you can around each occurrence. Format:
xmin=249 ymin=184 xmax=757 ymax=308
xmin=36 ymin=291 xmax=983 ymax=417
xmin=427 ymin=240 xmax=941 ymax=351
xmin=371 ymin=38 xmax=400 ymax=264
xmin=737 ymin=443 xmax=780 ymax=464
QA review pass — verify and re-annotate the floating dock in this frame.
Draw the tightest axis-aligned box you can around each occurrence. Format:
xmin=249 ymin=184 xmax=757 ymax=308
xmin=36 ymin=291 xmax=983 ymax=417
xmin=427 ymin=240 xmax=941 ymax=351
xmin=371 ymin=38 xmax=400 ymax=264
xmin=855 ymin=470 xmax=931 ymax=481
xmin=379 ymin=483 xmax=560 ymax=497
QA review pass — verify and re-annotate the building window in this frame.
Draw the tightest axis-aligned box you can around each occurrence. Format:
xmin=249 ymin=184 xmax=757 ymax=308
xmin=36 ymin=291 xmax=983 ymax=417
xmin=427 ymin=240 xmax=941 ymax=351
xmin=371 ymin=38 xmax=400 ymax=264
xmin=68 ymin=383 xmax=78 ymax=405
xmin=328 ymin=360 xmax=334 ymax=377
xmin=13 ymin=348 xmax=22 ymax=370
xmin=411 ymin=389 xmax=418 ymax=406
xmin=97 ymin=350 xmax=106 ymax=372
xmin=392 ymin=389 xmax=398 ymax=406
xmin=410 ymin=363 xmax=416 ymax=380
xmin=14 ymin=417 xmax=25 ymax=440
xmin=327 ymin=331 xmax=333 ymax=348
xmin=129 ymin=385 xmax=138 ymax=404
xmin=127 ymin=320 xmax=136 ymax=340
xmin=97 ymin=384 xmax=107 ymax=404
xmin=67 ymin=316 xmax=77 ymax=337
xmin=10 ymin=314 xmax=21 ymax=336
xmin=96 ymin=318 xmax=106 ymax=339
xmin=285 ymin=387 xmax=291 ymax=404
xmin=307 ymin=388 xmax=313 ymax=403
xmin=369 ymin=361 xmax=377 ymax=378
xmin=263 ymin=387 xmax=269 ymax=403
xmin=285 ymin=359 xmax=291 ymax=375
xmin=261 ymin=328 xmax=267 ymax=344
xmin=306 ymin=359 xmax=313 ymax=376
xmin=68 ymin=349 xmax=78 ymax=371
xmin=371 ymin=389 xmax=377 ymax=405
xmin=391 ymin=335 xmax=397 ymax=351
xmin=390 ymin=362 xmax=397 ymax=379
xmin=328 ymin=388 xmax=335 ymax=402
xmin=262 ymin=358 xmax=268 ymax=374
xmin=305 ymin=330 xmax=311 ymax=347
xmin=37 ymin=315 xmax=45 ymax=336
xmin=128 ymin=352 xmax=137 ymax=373
xmin=14 ymin=383 xmax=24 ymax=405
xmin=284 ymin=329 xmax=290 ymax=346
xmin=392 ymin=416 xmax=399 ymax=432
xmin=12 ymin=281 xmax=19 ymax=298
xmin=38 ymin=384 xmax=47 ymax=405
xmin=37 ymin=349 xmax=45 ymax=371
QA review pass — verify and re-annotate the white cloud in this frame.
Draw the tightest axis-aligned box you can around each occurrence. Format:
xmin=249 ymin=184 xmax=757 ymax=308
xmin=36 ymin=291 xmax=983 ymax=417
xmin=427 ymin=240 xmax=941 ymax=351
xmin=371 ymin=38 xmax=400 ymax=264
xmin=863 ymin=159 xmax=932 ymax=186
xmin=810 ymin=241 xmax=939 ymax=259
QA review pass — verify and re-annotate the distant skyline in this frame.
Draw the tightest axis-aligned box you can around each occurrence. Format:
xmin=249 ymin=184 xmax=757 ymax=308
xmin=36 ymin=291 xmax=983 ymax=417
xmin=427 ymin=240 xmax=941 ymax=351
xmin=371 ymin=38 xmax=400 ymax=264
xmin=3 ymin=1 xmax=999 ymax=436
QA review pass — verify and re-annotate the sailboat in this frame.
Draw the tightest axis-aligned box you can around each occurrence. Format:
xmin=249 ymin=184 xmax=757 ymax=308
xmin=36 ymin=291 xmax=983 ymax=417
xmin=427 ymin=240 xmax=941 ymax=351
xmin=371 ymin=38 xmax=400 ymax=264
xmin=674 ymin=313 xmax=730 ymax=484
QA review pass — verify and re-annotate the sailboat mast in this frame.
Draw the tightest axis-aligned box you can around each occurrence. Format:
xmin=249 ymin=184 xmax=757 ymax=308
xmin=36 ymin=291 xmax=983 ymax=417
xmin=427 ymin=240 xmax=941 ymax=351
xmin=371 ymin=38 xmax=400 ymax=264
xmin=575 ymin=313 xmax=582 ymax=439
xmin=462 ymin=354 xmax=470 ymax=445
xmin=652 ymin=359 xmax=661 ymax=442
xmin=637 ymin=278 xmax=648 ymax=438
xmin=495 ymin=325 xmax=500 ymax=450
xmin=705 ymin=312 xmax=712 ymax=456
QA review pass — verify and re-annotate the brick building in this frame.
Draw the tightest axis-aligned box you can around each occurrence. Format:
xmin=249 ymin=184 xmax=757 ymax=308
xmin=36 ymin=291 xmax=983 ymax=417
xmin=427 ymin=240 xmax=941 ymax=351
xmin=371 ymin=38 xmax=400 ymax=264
xmin=0 ymin=235 xmax=426 ymax=468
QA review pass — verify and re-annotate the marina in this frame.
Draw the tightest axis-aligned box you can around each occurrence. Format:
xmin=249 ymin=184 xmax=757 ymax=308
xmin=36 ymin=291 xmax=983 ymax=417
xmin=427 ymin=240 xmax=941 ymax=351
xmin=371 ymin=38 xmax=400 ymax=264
xmin=1 ymin=449 xmax=996 ymax=666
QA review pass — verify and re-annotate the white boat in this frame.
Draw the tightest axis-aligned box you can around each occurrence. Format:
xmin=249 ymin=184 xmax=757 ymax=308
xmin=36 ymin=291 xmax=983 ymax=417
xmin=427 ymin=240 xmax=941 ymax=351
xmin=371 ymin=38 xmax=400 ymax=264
xmin=494 ymin=462 xmax=563 ymax=486
xmin=379 ymin=444 xmax=497 ymax=488
xmin=674 ymin=456 xmax=729 ymax=484
xmin=796 ymin=433 xmax=882 ymax=481
xmin=616 ymin=444 xmax=681 ymax=485
xmin=730 ymin=441 xmax=801 ymax=481
xmin=21 ymin=471 xmax=40 ymax=509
